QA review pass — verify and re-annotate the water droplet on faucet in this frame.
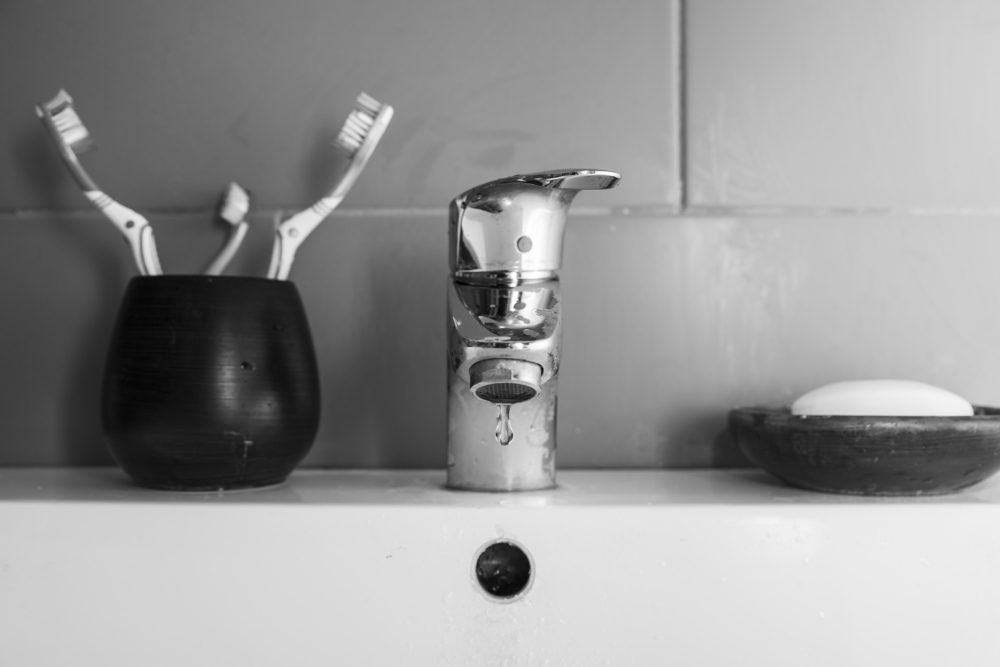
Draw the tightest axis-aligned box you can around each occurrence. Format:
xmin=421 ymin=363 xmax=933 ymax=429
xmin=495 ymin=404 xmax=513 ymax=445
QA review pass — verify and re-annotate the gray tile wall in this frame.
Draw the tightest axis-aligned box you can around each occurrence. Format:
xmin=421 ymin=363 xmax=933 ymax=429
xmin=3 ymin=1 xmax=999 ymax=468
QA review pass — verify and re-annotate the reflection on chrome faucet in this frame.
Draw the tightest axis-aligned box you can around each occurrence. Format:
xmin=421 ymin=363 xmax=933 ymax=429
xmin=446 ymin=169 xmax=620 ymax=491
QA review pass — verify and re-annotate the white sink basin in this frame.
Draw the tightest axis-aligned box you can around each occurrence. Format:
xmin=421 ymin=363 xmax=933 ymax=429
xmin=3 ymin=468 xmax=1000 ymax=666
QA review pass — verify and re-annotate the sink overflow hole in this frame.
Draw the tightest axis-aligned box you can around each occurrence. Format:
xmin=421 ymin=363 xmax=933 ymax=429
xmin=474 ymin=540 xmax=533 ymax=601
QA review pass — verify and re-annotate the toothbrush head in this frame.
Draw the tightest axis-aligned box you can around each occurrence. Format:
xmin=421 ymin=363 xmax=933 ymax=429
xmin=334 ymin=92 xmax=394 ymax=165
xmin=217 ymin=182 xmax=251 ymax=226
xmin=36 ymin=89 xmax=95 ymax=154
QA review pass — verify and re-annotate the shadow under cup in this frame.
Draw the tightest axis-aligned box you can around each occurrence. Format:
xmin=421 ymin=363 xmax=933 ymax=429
xmin=101 ymin=276 xmax=320 ymax=490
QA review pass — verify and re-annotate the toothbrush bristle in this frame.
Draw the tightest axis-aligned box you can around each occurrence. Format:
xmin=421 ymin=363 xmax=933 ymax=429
xmin=42 ymin=89 xmax=94 ymax=151
xmin=218 ymin=182 xmax=251 ymax=225
xmin=334 ymin=92 xmax=389 ymax=156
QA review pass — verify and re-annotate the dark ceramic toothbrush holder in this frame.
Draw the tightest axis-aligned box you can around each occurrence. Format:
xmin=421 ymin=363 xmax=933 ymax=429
xmin=101 ymin=275 xmax=320 ymax=490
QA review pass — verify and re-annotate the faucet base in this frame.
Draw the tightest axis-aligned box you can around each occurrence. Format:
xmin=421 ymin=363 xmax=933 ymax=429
xmin=446 ymin=381 xmax=557 ymax=492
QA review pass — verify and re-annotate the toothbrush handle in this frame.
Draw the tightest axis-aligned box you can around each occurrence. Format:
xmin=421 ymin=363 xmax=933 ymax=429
xmin=85 ymin=190 xmax=163 ymax=275
xmin=264 ymin=109 xmax=384 ymax=281
xmin=139 ymin=225 xmax=163 ymax=276
xmin=266 ymin=211 xmax=287 ymax=280
xmin=205 ymin=222 xmax=248 ymax=276
xmin=266 ymin=204 xmax=336 ymax=280
xmin=36 ymin=103 xmax=163 ymax=276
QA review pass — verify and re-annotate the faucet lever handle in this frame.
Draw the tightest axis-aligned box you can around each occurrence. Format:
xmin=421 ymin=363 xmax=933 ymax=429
xmin=515 ymin=169 xmax=621 ymax=191
xmin=449 ymin=167 xmax=621 ymax=278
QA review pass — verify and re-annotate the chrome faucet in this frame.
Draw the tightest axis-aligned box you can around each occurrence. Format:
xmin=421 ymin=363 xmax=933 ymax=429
xmin=446 ymin=168 xmax=621 ymax=491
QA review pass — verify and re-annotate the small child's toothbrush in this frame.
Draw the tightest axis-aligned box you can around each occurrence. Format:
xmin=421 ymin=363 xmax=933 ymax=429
xmin=266 ymin=92 xmax=393 ymax=280
xmin=204 ymin=182 xmax=251 ymax=276
xmin=36 ymin=89 xmax=163 ymax=276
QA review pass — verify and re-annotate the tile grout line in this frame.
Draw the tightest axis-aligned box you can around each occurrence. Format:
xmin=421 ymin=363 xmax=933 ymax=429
xmin=3 ymin=206 xmax=1000 ymax=220
xmin=676 ymin=0 xmax=689 ymax=213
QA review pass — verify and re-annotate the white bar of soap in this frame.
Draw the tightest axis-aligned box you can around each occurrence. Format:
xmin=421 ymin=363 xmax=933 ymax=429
xmin=790 ymin=379 xmax=974 ymax=417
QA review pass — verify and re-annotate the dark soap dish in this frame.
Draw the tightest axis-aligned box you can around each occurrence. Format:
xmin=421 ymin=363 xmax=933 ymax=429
xmin=728 ymin=406 xmax=1000 ymax=496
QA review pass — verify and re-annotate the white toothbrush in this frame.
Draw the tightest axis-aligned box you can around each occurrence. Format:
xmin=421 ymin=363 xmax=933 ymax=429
xmin=266 ymin=92 xmax=393 ymax=280
xmin=36 ymin=89 xmax=163 ymax=276
xmin=204 ymin=182 xmax=251 ymax=276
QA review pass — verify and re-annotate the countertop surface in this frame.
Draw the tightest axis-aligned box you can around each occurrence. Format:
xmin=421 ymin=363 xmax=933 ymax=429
xmin=3 ymin=467 xmax=1000 ymax=507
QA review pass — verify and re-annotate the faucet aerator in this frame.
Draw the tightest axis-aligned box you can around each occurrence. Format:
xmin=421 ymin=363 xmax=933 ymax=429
xmin=474 ymin=383 xmax=537 ymax=405
xmin=469 ymin=358 xmax=543 ymax=406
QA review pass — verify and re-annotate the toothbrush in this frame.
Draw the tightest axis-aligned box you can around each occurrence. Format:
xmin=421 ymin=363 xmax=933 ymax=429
xmin=204 ymin=182 xmax=251 ymax=275
xmin=266 ymin=92 xmax=393 ymax=280
xmin=36 ymin=89 xmax=163 ymax=276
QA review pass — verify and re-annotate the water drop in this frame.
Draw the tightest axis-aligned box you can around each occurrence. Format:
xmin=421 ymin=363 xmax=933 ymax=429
xmin=495 ymin=404 xmax=513 ymax=445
